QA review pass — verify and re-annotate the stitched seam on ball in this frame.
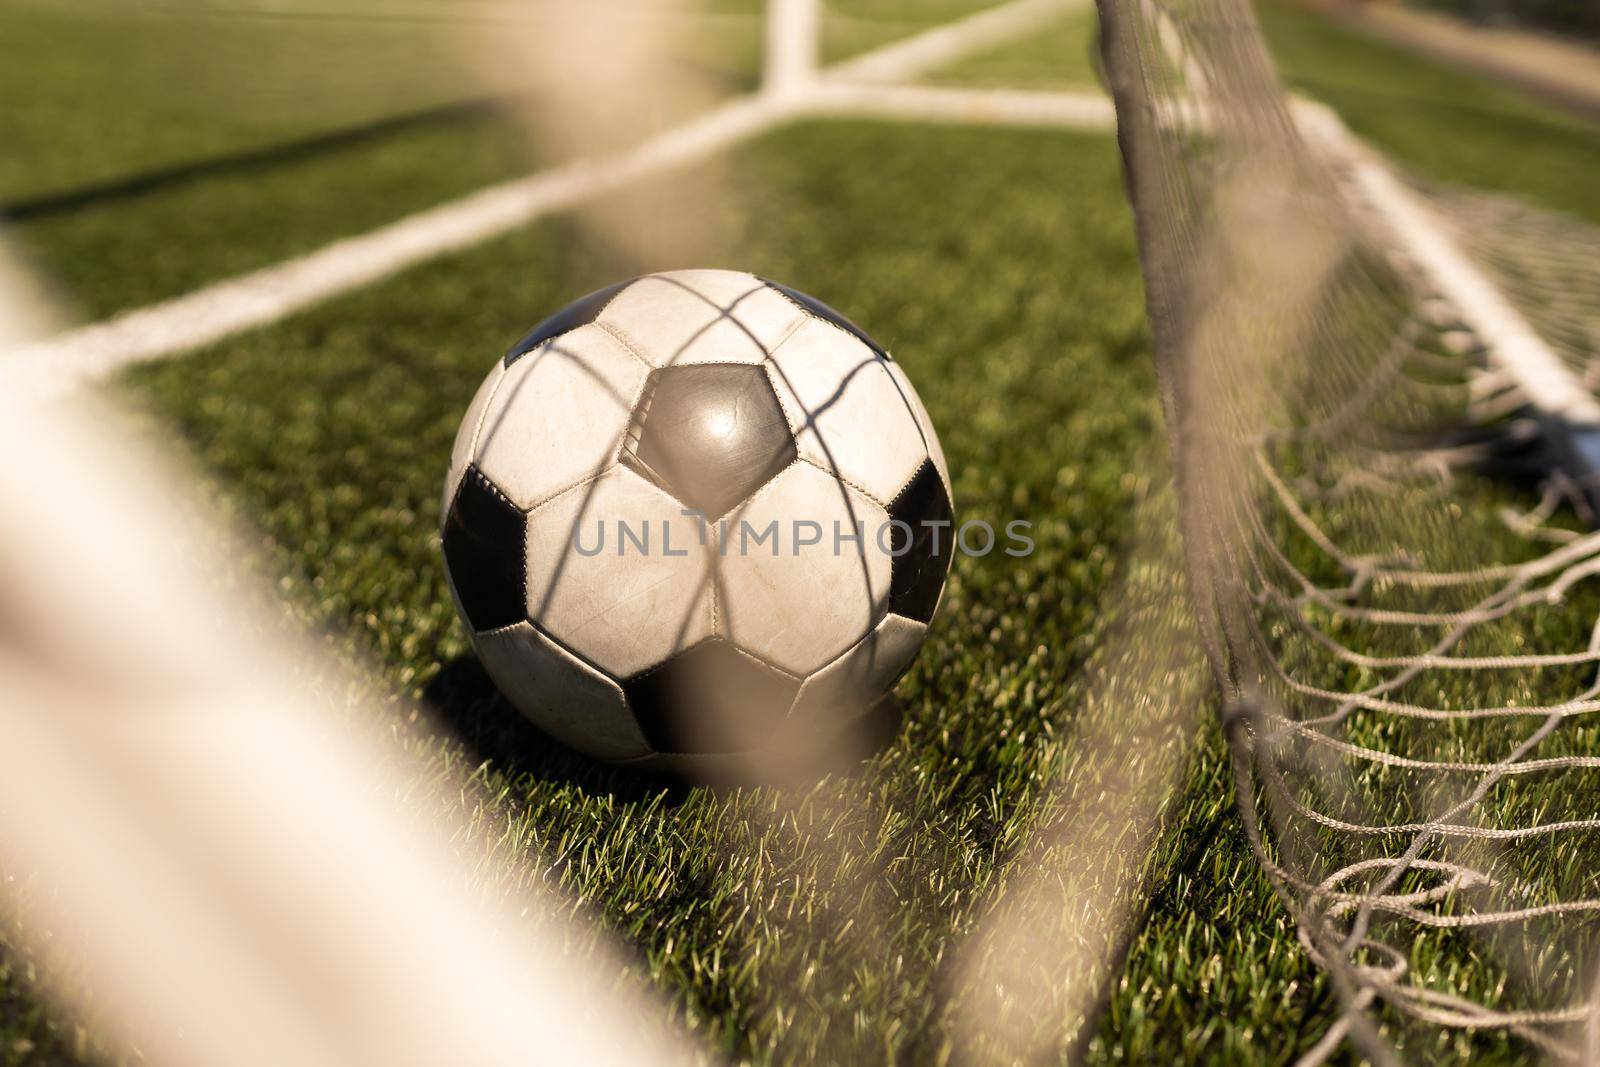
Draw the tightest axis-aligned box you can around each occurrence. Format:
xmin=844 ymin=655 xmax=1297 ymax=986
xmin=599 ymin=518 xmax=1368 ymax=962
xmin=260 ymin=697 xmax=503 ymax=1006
xmin=520 ymin=489 xmax=530 ymax=626
xmin=708 ymin=565 xmax=719 ymax=635
xmin=764 ymin=313 xmax=809 ymax=362
xmin=593 ymin=320 xmax=655 ymax=370
xmin=467 ymin=465 xmax=518 ymax=509
xmin=761 ymin=360 xmax=804 ymax=438
xmin=762 ymin=282 xmax=890 ymax=363
xmin=814 ymin=621 xmax=873 ymax=676
xmin=466 ymin=364 xmax=510 ymax=465
xmin=730 ymin=643 xmax=802 ymax=682
xmin=614 ymin=370 xmax=655 ymax=468
xmin=796 ymin=457 xmax=895 ymax=613
xmin=523 ymin=466 xmax=612 ymax=518
xmin=797 ymin=454 xmax=890 ymax=511
xmin=721 ymin=453 xmax=805 ymax=519
xmin=625 ymin=637 xmax=716 ymax=682
xmin=540 ymin=626 xmax=629 ymax=692
xmin=883 ymin=462 xmax=923 ymax=514
xmin=645 ymin=273 xmax=782 ymax=349
xmin=760 ymin=348 xmax=912 ymax=500
xmin=882 ymin=363 xmax=932 ymax=455
xmin=477 ymin=619 xmax=528 ymax=639
xmin=524 ymin=616 xmax=628 ymax=686
xmin=457 ymin=468 xmax=532 ymax=628
xmin=765 ymin=284 xmax=813 ymax=320
xmin=598 ymin=318 xmax=747 ymax=370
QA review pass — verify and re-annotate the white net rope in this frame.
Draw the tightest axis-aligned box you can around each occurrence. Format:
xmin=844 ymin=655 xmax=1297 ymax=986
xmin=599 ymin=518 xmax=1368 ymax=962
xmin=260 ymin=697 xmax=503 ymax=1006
xmin=1097 ymin=0 xmax=1600 ymax=1060
xmin=1434 ymin=189 xmax=1600 ymax=404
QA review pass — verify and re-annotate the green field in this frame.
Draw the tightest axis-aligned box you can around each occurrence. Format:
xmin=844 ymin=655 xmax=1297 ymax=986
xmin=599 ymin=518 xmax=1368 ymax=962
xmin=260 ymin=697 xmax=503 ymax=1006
xmin=0 ymin=0 xmax=1000 ymax=321
xmin=4 ymin=0 xmax=1600 ymax=1063
xmin=1259 ymin=0 xmax=1600 ymax=222
xmin=928 ymin=3 xmax=1102 ymax=88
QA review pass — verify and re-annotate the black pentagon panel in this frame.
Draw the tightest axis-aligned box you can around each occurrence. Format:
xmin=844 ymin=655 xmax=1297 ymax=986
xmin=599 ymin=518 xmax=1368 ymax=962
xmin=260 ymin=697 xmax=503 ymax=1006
xmin=762 ymin=278 xmax=890 ymax=361
xmin=887 ymin=460 xmax=954 ymax=623
xmin=622 ymin=364 xmax=796 ymax=520
xmin=623 ymin=638 xmax=801 ymax=754
xmin=504 ymin=279 xmax=633 ymax=366
xmin=442 ymin=466 xmax=528 ymax=632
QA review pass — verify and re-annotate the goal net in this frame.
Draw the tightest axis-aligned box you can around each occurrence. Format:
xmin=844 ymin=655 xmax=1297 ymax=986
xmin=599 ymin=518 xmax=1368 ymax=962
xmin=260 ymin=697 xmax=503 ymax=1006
xmin=1097 ymin=0 xmax=1600 ymax=1060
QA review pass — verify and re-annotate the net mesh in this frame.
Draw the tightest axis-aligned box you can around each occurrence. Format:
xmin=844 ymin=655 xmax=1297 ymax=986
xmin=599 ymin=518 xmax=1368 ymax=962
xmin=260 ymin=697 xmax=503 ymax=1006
xmin=1097 ymin=0 xmax=1600 ymax=1060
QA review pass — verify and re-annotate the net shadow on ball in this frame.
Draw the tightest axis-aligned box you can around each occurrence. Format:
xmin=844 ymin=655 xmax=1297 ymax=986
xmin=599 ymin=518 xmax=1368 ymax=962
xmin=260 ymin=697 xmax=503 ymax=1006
xmin=441 ymin=270 xmax=951 ymax=777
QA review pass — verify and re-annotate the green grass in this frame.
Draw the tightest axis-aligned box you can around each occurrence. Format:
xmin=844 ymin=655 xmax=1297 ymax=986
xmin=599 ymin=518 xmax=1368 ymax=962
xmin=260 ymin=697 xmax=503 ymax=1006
xmin=8 ymin=108 xmax=543 ymax=322
xmin=1071 ymin=10 xmax=1600 ymax=1060
xmin=105 ymin=120 xmax=1177 ymax=1064
xmin=1259 ymin=0 xmax=1600 ymax=224
xmin=822 ymin=0 xmax=1010 ymax=59
xmin=0 ymin=0 xmax=764 ymax=321
xmin=0 ymin=0 xmax=1018 ymax=323
xmin=927 ymin=5 xmax=1103 ymax=89
xmin=0 ymin=0 xmax=1008 ymax=215
xmin=0 ymin=0 xmax=491 ymax=204
xmin=7 ymin=2 xmax=1600 ymax=1063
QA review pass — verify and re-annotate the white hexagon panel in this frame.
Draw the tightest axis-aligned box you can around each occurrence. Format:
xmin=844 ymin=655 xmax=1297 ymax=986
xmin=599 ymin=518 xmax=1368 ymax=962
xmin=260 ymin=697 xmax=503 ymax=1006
xmin=596 ymin=269 xmax=807 ymax=368
xmin=766 ymin=316 xmax=929 ymax=507
xmin=523 ymin=466 xmax=714 ymax=680
xmin=715 ymin=461 xmax=892 ymax=678
xmin=473 ymin=323 xmax=647 ymax=510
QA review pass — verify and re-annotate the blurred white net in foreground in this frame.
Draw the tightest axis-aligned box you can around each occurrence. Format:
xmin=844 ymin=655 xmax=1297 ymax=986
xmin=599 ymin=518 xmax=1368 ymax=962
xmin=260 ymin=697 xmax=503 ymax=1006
xmin=1097 ymin=0 xmax=1600 ymax=1060
xmin=0 ymin=239 xmax=694 ymax=1067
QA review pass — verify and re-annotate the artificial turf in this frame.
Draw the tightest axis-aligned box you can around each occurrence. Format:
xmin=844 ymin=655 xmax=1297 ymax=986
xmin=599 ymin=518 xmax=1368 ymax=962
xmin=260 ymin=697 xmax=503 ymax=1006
xmin=0 ymin=0 xmax=1005 ymax=321
xmin=1258 ymin=0 xmax=1600 ymax=225
xmin=0 ymin=0 xmax=761 ymax=321
xmin=5 ymin=1 xmax=1600 ymax=1063
xmin=106 ymin=119 xmax=1184 ymax=1064
xmin=926 ymin=3 xmax=1103 ymax=89
xmin=1071 ymin=9 xmax=1600 ymax=1060
xmin=0 ymin=0 xmax=500 ymax=205
xmin=822 ymin=0 xmax=1013 ymax=59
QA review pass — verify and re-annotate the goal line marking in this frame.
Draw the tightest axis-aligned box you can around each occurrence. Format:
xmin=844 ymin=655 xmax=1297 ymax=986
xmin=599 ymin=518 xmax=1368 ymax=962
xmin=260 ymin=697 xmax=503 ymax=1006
xmin=1292 ymin=98 xmax=1600 ymax=427
xmin=1130 ymin=0 xmax=1593 ymax=438
xmin=3 ymin=0 xmax=1090 ymax=399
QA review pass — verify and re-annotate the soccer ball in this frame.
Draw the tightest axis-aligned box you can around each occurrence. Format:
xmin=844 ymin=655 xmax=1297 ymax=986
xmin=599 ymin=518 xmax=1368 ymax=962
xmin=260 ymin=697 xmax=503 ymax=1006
xmin=440 ymin=269 xmax=953 ymax=769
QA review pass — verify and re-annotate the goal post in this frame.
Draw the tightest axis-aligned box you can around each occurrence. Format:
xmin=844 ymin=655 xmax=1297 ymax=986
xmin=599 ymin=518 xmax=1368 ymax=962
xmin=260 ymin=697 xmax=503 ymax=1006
xmin=765 ymin=0 xmax=821 ymax=96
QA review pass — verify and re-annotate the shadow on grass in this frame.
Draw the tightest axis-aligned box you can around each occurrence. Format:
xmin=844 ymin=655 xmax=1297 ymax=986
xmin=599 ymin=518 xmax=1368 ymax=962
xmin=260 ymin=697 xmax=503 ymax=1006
xmin=423 ymin=652 xmax=904 ymax=802
xmin=0 ymin=96 xmax=510 ymax=222
xmin=422 ymin=652 xmax=688 ymax=804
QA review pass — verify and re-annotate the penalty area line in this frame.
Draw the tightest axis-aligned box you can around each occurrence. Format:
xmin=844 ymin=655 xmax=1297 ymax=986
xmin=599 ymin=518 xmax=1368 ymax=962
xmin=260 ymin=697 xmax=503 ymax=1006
xmin=1 ymin=95 xmax=796 ymax=401
xmin=2 ymin=0 xmax=1094 ymax=399
xmin=1292 ymin=98 xmax=1600 ymax=428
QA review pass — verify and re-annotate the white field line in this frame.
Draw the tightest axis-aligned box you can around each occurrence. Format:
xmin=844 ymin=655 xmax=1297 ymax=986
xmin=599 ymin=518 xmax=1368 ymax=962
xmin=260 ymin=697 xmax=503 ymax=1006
xmin=808 ymin=84 xmax=1114 ymax=129
xmin=3 ymin=0 xmax=1092 ymax=399
xmin=1133 ymin=4 xmax=1589 ymax=430
xmin=827 ymin=0 xmax=1087 ymax=84
xmin=0 ymin=95 xmax=794 ymax=401
xmin=1292 ymin=99 xmax=1600 ymax=426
